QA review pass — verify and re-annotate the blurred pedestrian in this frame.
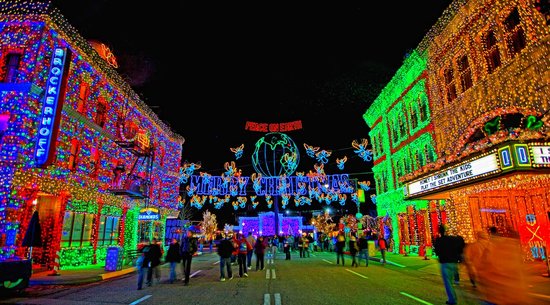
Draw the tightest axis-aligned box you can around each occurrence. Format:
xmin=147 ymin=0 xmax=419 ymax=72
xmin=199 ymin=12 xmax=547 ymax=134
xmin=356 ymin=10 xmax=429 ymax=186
xmin=284 ymin=235 xmax=292 ymax=260
xmin=357 ymin=232 xmax=369 ymax=267
xmin=136 ymin=239 xmax=151 ymax=290
xmin=147 ymin=238 xmax=162 ymax=285
xmin=349 ymin=233 xmax=358 ymax=267
xmin=475 ymin=226 xmax=533 ymax=305
xmin=237 ymin=233 xmax=252 ymax=277
xmin=377 ymin=235 xmax=387 ymax=265
xmin=254 ymin=236 xmax=267 ymax=271
xmin=165 ymin=238 xmax=181 ymax=284
xmin=462 ymin=230 xmax=489 ymax=288
xmin=180 ymin=230 xmax=198 ymax=286
xmin=246 ymin=231 xmax=256 ymax=270
xmin=217 ymin=234 xmax=234 ymax=281
xmin=433 ymin=224 xmax=462 ymax=305
xmin=336 ymin=232 xmax=346 ymax=266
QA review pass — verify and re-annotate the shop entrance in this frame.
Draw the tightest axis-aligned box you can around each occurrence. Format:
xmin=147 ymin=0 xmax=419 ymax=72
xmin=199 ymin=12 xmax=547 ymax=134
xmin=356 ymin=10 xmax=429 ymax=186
xmin=31 ymin=195 xmax=62 ymax=269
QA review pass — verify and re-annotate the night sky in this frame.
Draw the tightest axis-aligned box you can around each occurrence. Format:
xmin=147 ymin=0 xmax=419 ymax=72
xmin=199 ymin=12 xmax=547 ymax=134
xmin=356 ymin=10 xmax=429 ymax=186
xmin=50 ymin=1 xmax=451 ymax=222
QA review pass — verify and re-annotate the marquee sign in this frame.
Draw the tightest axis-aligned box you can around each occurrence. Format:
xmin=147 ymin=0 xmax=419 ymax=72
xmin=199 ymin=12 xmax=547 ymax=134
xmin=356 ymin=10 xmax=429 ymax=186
xmin=405 ymin=142 xmax=550 ymax=198
xmin=405 ymin=152 xmax=501 ymax=197
xmin=35 ymin=47 xmax=70 ymax=167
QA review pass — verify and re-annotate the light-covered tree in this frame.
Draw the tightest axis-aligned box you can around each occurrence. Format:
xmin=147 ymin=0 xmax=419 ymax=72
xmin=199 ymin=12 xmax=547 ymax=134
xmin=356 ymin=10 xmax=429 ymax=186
xmin=312 ymin=211 xmax=336 ymax=234
xmin=199 ymin=210 xmax=218 ymax=241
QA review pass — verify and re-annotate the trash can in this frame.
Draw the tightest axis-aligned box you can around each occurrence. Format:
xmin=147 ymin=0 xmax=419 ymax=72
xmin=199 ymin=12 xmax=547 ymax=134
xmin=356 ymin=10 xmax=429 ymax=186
xmin=105 ymin=246 xmax=123 ymax=271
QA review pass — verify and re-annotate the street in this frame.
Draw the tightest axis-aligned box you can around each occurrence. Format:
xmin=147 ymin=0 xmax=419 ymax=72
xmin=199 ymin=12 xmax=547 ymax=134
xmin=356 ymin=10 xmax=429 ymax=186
xmin=2 ymin=250 xmax=550 ymax=305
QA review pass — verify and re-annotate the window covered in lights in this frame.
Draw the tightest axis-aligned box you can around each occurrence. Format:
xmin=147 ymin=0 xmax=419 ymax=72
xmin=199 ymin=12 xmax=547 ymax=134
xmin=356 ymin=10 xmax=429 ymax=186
xmin=443 ymin=66 xmax=457 ymax=103
xmin=77 ymin=79 xmax=89 ymax=114
xmin=61 ymin=211 xmax=94 ymax=247
xmin=68 ymin=138 xmax=80 ymax=171
xmin=94 ymin=97 xmax=108 ymax=128
xmin=504 ymin=7 xmax=526 ymax=57
xmin=1 ymin=52 xmax=22 ymax=83
xmin=98 ymin=215 xmax=119 ymax=246
xmin=419 ymin=93 xmax=429 ymax=122
xmin=483 ymin=30 xmax=501 ymax=74
xmin=457 ymin=55 xmax=473 ymax=92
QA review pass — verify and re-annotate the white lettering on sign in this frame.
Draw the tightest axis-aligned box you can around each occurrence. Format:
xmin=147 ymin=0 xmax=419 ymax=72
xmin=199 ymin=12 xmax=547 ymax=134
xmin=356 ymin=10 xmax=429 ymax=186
xmin=406 ymin=153 xmax=500 ymax=196
xmin=531 ymin=146 xmax=550 ymax=165
xmin=34 ymin=47 xmax=69 ymax=166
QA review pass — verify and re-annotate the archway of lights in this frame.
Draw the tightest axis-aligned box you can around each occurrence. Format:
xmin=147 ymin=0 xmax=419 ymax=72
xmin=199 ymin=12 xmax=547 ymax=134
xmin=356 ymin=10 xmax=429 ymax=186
xmin=179 ymin=132 xmax=375 ymax=235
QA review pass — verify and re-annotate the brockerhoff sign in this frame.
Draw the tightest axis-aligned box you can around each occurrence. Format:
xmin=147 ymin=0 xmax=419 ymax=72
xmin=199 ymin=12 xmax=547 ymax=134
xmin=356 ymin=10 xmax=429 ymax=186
xmin=35 ymin=47 xmax=70 ymax=167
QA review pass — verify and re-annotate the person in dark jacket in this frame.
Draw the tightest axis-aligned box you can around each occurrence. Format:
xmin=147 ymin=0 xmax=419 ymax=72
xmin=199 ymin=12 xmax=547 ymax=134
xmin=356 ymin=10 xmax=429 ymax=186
xmin=217 ymin=234 xmax=235 ymax=281
xmin=180 ymin=230 xmax=197 ymax=286
xmin=146 ymin=238 xmax=162 ymax=286
xmin=254 ymin=236 xmax=267 ymax=271
xmin=165 ymin=238 xmax=181 ymax=283
xmin=433 ymin=224 xmax=463 ymax=305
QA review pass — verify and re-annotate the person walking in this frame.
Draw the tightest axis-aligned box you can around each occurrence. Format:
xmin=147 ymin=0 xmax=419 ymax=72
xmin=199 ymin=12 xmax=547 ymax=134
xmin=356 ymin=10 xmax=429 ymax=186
xmin=165 ymin=238 xmax=181 ymax=284
xmin=377 ymin=235 xmax=387 ymax=265
xmin=180 ymin=230 xmax=198 ymax=286
xmin=336 ymin=232 xmax=346 ymax=266
xmin=349 ymin=233 xmax=359 ymax=267
xmin=268 ymin=236 xmax=278 ymax=264
xmin=462 ymin=230 xmax=490 ymax=288
xmin=357 ymin=232 xmax=369 ymax=267
xmin=433 ymin=224 xmax=462 ymax=305
xmin=136 ymin=239 xmax=151 ymax=290
xmin=236 ymin=233 xmax=252 ymax=277
xmin=475 ymin=226 xmax=534 ymax=305
xmin=246 ymin=231 xmax=256 ymax=270
xmin=254 ymin=236 xmax=267 ymax=271
xmin=217 ymin=234 xmax=234 ymax=282
xmin=146 ymin=238 xmax=162 ymax=286
xmin=284 ymin=235 xmax=292 ymax=260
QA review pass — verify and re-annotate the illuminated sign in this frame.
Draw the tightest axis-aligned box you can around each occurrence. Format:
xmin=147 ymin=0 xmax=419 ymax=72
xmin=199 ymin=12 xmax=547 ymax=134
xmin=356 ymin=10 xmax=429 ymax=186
xmin=531 ymin=145 xmax=550 ymax=167
xmin=189 ymin=173 xmax=353 ymax=196
xmin=406 ymin=153 xmax=500 ymax=197
xmin=35 ymin=47 xmax=70 ymax=167
xmin=139 ymin=207 xmax=160 ymax=220
xmin=245 ymin=120 xmax=303 ymax=132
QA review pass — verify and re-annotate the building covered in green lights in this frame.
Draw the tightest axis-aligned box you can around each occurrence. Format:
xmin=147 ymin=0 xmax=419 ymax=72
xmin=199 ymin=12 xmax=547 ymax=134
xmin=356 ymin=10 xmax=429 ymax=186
xmin=364 ymin=0 xmax=550 ymax=261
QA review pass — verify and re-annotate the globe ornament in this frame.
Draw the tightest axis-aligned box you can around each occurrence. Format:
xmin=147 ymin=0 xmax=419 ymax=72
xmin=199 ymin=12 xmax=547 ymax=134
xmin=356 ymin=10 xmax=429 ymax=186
xmin=252 ymin=132 xmax=300 ymax=177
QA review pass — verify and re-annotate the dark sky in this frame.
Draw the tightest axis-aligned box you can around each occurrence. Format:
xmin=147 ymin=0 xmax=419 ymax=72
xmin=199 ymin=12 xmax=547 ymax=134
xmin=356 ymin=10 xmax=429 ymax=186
xmin=49 ymin=1 xmax=452 ymax=222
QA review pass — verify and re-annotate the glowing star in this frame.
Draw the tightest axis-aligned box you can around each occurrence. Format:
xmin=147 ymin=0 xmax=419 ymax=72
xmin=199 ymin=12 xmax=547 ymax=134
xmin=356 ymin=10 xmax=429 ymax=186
xmin=358 ymin=180 xmax=371 ymax=192
xmin=230 ymin=144 xmax=245 ymax=160
xmin=336 ymin=156 xmax=347 ymax=170
xmin=315 ymin=149 xmax=332 ymax=164
xmin=352 ymin=139 xmax=373 ymax=162
xmin=303 ymin=143 xmax=320 ymax=158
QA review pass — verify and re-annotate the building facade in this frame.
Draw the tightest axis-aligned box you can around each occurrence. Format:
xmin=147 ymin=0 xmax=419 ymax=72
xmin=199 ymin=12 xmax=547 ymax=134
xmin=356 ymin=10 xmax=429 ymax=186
xmin=0 ymin=3 xmax=184 ymax=270
xmin=364 ymin=0 xmax=550 ymax=260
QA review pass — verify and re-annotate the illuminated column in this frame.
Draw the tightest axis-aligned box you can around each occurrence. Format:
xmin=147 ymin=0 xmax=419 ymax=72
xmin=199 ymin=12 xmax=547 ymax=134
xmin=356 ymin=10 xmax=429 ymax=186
xmin=48 ymin=192 xmax=70 ymax=270
xmin=92 ymin=200 xmax=104 ymax=265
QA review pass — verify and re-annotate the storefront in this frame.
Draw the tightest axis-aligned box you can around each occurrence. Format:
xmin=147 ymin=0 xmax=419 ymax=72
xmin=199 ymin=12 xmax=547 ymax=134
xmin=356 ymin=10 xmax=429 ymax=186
xmin=404 ymin=142 xmax=550 ymax=261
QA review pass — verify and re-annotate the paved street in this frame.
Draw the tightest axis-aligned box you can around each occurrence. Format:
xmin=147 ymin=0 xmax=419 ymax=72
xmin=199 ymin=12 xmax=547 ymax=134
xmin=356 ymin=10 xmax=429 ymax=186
xmin=2 ymin=250 xmax=550 ymax=305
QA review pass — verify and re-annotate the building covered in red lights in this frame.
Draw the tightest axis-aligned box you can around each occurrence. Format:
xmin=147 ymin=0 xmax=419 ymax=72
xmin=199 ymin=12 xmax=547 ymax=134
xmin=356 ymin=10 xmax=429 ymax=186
xmin=0 ymin=2 xmax=184 ymax=271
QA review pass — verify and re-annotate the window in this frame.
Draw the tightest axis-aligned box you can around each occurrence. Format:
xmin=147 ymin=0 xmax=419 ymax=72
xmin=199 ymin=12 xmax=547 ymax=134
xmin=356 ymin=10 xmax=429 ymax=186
xmin=61 ymin=212 xmax=94 ymax=247
xmin=77 ymin=81 xmax=89 ymax=114
xmin=94 ymin=97 xmax=108 ymax=128
xmin=457 ymin=55 xmax=473 ymax=91
xmin=410 ymin=105 xmax=418 ymax=130
xmin=68 ymin=138 xmax=80 ymax=171
xmin=444 ymin=67 xmax=457 ymax=102
xmin=97 ymin=215 xmax=120 ymax=246
xmin=90 ymin=145 xmax=101 ymax=178
xmin=419 ymin=95 xmax=429 ymax=122
xmin=484 ymin=31 xmax=501 ymax=74
xmin=1 ymin=53 xmax=21 ymax=83
xmin=504 ymin=8 xmax=526 ymax=57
